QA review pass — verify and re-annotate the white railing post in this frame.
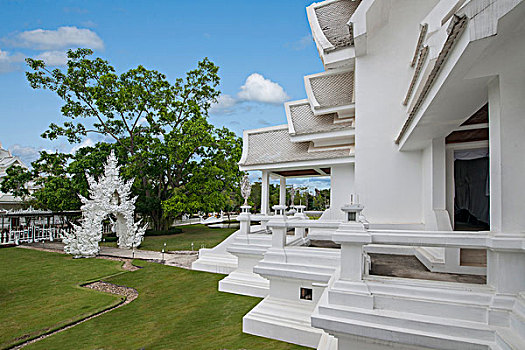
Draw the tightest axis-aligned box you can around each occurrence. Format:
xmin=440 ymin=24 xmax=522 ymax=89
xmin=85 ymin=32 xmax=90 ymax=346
xmin=269 ymin=205 xmax=288 ymax=248
xmin=239 ymin=205 xmax=252 ymax=235
xmin=292 ymin=205 xmax=307 ymax=238
xmin=327 ymin=202 xmax=374 ymax=309
xmin=486 ymin=233 xmax=525 ymax=326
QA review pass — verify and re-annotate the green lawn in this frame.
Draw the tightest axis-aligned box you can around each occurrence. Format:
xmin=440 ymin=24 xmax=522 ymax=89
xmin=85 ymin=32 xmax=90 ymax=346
xmin=2 ymin=248 xmax=304 ymax=350
xmin=0 ymin=248 xmax=123 ymax=349
xmin=102 ymin=224 xmax=237 ymax=252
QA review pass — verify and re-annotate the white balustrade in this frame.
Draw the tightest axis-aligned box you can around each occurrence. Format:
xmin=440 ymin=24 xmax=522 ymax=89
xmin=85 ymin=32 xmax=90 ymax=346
xmin=0 ymin=226 xmax=61 ymax=246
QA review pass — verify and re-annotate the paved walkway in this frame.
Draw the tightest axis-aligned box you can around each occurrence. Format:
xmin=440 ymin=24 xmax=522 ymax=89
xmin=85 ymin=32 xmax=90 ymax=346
xmin=21 ymin=242 xmax=198 ymax=269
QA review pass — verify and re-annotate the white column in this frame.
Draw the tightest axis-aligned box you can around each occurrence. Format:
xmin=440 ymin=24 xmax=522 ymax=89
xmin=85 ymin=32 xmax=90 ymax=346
xmin=279 ymin=177 xmax=286 ymax=206
xmin=489 ymin=73 xmax=525 ymax=233
xmin=330 ymin=164 xmax=355 ymax=221
xmin=261 ymin=170 xmax=270 ymax=215
xmin=340 ymin=243 xmax=366 ymax=281
xmin=423 ymin=138 xmax=451 ymax=230
xmin=486 ymin=74 xmax=525 ymax=315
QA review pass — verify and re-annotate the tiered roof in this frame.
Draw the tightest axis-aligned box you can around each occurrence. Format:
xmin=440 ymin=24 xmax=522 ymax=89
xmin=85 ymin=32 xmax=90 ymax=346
xmin=305 ymin=69 xmax=355 ymax=115
xmin=286 ymin=100 xmax=353 ymax=136
xmin=314 ymin=0 xmax=360 ymax=49
xmin=238 ymin=0 xmax=360 ymax=173
xmin=238 ymin=126 xmax=353 ymax=169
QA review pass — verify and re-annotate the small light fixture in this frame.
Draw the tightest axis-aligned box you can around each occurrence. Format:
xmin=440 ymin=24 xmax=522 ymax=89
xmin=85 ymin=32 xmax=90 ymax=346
xmin=341 ymin=194 xmax=364 ymax=223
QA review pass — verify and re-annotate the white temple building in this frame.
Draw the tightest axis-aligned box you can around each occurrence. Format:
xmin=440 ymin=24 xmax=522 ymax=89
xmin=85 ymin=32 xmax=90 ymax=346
xmin=193 ymin=0 xmax=525 ymax=348
xmin=0 ymin=142 xmax=29 ymax=211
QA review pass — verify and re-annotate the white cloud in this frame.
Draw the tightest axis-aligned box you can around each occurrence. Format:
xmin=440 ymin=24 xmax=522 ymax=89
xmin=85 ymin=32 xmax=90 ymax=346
xmin=12 ymin=26 xmax=104 ymax=50
xmin=285 ymin=34 xmax=313 ymax=51
xmin=70 ymin=138 xmax=95 ymax=154
xmin=9 ymin=144 xmax=56 ymax=166
xmin=209 ymin=94 xmax=238 ymax=115
xmin=0 ymin=49 xmax=24 ymax=73
xmin=209 ymin=74 xmax=288 ymax=116
xmin=9 ymin=144 xmax=40 ymax=164
xmin=237 ymin=73 xmax=289 ymax=104
xmin=35 ymin=50 xmax=68 ymax=66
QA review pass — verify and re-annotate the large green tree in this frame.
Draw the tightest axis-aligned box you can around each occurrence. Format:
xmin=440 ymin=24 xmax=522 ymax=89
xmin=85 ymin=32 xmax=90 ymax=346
xmin=2 ymin=49 xmax=242 ymax=229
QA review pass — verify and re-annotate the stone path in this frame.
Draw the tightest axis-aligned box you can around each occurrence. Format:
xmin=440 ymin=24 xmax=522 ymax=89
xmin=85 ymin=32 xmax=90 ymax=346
xmin=20 ymin=242 xmax=198 ymax=269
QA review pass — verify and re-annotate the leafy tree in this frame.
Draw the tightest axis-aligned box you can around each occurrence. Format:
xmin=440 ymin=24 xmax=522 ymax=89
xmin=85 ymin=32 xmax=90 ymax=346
xmin=1 ymin=166 xmax=33 ymax=199
xmin=1 ymin=48 xmax=243 ymax=229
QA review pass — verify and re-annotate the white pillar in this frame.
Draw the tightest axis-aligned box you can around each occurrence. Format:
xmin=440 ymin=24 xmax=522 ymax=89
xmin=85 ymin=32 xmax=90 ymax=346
xmin=423 ymin=138 xmax=451 ymax=231
xmin=340 ymin=243 xmax=366 ymax=281
xmin=261 ymin=170 xmax=270 ymax=215
xmin=489 ymin=74 xmax=525 ymax=233
xmin=279 ymin=177 xmax=286 ymax=206
xmin=330 ymin=164 xmax=355 ymax=221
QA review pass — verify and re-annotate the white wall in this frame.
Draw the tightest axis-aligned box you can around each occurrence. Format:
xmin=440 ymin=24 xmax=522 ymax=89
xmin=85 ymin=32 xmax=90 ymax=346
xmin=327 ymin=163 xmax=354 ymax=220
xmin=354 ymin=0 xmax=439 ymax=224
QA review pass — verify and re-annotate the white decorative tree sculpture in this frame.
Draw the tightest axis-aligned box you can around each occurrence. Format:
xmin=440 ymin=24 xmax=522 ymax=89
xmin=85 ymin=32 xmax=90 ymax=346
xmin=240 ymin=174 xmax=252 ymax=207
xmin=63 ymin=151 xmax=147 ymax=258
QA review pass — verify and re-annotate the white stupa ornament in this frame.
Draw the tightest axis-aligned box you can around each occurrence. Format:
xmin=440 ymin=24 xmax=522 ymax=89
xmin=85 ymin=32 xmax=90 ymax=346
xmin=63 ymin=151 xmax=147 ymax=258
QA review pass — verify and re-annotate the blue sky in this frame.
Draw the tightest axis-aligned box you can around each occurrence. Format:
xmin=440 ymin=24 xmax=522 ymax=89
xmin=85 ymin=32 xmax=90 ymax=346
xmin=0 ymin=0 xmax=329 ymax=189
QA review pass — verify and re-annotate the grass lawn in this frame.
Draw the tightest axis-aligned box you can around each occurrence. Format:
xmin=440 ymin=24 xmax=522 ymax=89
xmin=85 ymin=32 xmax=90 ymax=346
xmin=2 ymin=248 xmax=305 ymax=350
xmin=0 ymin=248 xmax=124 ymax=349
xmin=101 ymin=224 xmax=237 ymax=252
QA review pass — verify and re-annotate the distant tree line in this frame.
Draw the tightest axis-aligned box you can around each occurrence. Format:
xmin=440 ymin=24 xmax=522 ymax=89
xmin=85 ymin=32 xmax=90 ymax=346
xmin=247 ymin=182 xmax=330 ymax=212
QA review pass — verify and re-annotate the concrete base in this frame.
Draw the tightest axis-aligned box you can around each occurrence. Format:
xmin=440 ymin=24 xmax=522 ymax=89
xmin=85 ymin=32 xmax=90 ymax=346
xmin=313 ymin=276 xmax=525 ymax=350
xmin=243 ymin=297 xmax=325 ymax=349
xmin=218 ymin=233 xmax=274 ymax=297
xmin=219 ymin=252 xmax=270 ymax=298
xmin=191 ymin=228 xmax=242 ymax=274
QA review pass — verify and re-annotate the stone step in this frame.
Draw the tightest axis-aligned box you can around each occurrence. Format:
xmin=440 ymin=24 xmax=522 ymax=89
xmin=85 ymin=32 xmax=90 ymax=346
xmin=312 ymin=312 xmax=494 ymax=350
xmin=317 ymin=303 xmax=494 ymax=341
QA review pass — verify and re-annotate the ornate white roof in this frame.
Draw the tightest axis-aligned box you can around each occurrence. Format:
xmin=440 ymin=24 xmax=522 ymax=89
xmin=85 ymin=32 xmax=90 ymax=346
xmin=0 ymin=143 xmax=29 ymax=205
xmin=0 ymin=144 xmax=26 ymax=177
xmin=305 ymin=68 xmax=355 ymax=118
xmin=238 ymin=125 xmax=354 ymax=170
xmin=286 ymin=100 xmax=353 ymax=136
xmin=314 ymin=0 xmax=360 ymax=49
xmin=306 ymin=0 xmax=361 ymax=69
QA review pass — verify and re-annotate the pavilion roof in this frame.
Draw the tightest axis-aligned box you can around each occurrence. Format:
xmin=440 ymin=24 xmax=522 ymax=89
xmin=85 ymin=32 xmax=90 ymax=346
xmin=306 ymin=69 xmax=355 ymax=110
xmin=238 ymin=125 xmax=353 ymax=169
xmin=314 ymin=0 xmax=360 ymax=49
xmin=286 ymin=100 xmax=353 ymax=136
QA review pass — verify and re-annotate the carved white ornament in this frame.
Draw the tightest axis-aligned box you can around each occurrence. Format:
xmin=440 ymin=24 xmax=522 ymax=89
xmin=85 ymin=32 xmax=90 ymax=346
xmin=63 ymin=151 xmax=147 ymax=258
xmin=240 ymin=174 xmax=252 ymax=206
xmin=289 ymin=185 xmax=296 ymax=206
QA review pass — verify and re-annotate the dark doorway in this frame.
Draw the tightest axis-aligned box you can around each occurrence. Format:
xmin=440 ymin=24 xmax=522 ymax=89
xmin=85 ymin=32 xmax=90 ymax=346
xmin=454 ymin=153 xmax=490 ymax=231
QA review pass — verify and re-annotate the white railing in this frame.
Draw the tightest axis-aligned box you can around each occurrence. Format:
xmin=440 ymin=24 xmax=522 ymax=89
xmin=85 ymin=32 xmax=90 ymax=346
xmin=0 ymin=227 xmax=62 ymax=246
xmin=264 ymin=216 xmax=525 ymax=291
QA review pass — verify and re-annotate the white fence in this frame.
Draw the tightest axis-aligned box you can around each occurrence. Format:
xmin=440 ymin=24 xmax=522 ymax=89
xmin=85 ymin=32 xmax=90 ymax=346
xmin=1 ymin=227 xmax=62 ymax=246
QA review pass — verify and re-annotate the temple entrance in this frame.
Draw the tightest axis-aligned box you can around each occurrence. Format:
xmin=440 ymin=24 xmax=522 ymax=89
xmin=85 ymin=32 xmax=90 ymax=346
xmin=445 ymin=104 xmax=490 ymax=268
xmin=453 ymin=150 xmax=490 ymax=231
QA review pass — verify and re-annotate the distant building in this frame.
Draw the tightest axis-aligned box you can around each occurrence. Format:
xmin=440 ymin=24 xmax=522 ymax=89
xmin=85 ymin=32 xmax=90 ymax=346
xmin=0 ymin=141 xmax=29 ymax=211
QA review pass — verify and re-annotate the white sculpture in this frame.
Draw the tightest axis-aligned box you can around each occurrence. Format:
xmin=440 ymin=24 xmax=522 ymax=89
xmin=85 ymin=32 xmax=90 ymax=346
xmin=289 ymin=185 xmax=296 ymax=206
xmin=63 ymin=151 xmax=147 ymax=258
xmin=240 ymin=174 xmax=252 ymax=206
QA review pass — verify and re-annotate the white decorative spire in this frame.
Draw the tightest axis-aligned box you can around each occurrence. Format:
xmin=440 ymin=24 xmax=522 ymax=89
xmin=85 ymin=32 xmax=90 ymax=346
xmin=63 ymin=151 xmax=147 ymax=258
